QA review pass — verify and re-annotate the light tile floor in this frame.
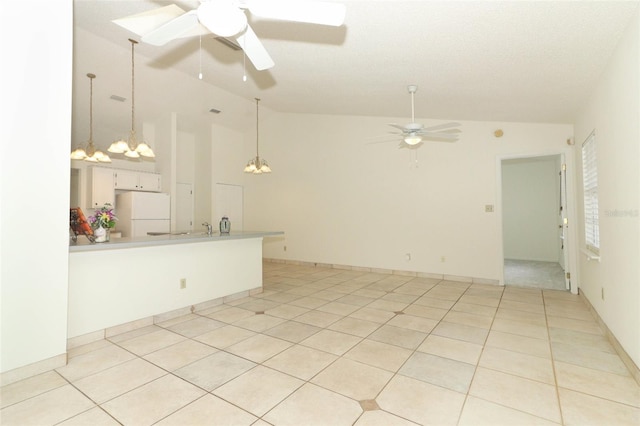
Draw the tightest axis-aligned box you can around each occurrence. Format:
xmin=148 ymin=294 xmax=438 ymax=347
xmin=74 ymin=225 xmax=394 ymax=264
xmin=2 ymin=262 xmax=639 ymax=425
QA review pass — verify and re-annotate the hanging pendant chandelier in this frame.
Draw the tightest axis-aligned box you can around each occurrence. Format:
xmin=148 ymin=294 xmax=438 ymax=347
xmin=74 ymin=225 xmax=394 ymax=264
xmin=244 ymin=98 xmax=271 ymax=174
xmin=108 ymin=39 xmax=155 ymax=159
xmin=70 ymin=73 xmax=111 ymax=163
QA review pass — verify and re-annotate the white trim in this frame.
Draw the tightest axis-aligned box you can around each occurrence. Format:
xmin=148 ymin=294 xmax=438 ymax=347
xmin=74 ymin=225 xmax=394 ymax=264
xmin=581 ymin=130 xmax=600 ymax=255
xmin=581 ymin=247 xmax=601 ymax=262
xmin=496 ymin=150 xmax=579 ymax=294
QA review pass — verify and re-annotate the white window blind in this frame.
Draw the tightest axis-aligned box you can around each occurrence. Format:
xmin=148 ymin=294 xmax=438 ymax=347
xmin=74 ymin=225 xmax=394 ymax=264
xmin=581 ymin=131 xmax=599 ymax=254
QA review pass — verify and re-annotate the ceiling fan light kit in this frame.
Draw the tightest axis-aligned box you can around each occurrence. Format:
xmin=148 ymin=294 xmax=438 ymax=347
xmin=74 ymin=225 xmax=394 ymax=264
xmin=385 ymin=85 xmax=462 ymax=147
xmin=198 ymin=1 xmax=247 ymax=37
xmin=71 ymin=73 xmax=111 ymax=163
xmin=404 ymin=134 xmax=422 ymax=145
xmin=113 ymin=0 xmax=346 ymax=73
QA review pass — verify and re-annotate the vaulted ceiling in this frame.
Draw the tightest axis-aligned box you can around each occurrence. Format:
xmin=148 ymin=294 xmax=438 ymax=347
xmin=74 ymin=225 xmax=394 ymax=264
xmin=74 ymin=0 xmax=638 ymax=125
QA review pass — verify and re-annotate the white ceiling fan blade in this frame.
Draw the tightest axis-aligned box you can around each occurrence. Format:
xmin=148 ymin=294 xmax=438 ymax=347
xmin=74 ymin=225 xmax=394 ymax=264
xmin=388 ymin=124 xmax=407 ymax=131
xmin=365 ymin=139 xmax=397 ymax=145
xmin=246 ymin=0 xmax=346 ymax=26
xmin=172 ymin=23 xmax=212 ymax=40
xmin=113 ymin=5 xmax=187 ymax=38
xmin=423 ymin=122 xmax=462 ymax=132
xmin=419 ymin=132 xmax=459 ymax=142
xmin=235 ymin=24 xmax=275 ymax=71
xmin=142 ymin=10 xmax=200 ymax=46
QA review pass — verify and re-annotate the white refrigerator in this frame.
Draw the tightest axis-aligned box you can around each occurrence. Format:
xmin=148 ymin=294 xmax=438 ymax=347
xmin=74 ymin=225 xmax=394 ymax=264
xmin=116 ymin=191 xmax=170 ymax=237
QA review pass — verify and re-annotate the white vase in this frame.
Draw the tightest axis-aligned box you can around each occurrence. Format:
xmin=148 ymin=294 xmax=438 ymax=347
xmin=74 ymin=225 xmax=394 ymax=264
xmin=94 ymin=226 xmax=107 ymax=243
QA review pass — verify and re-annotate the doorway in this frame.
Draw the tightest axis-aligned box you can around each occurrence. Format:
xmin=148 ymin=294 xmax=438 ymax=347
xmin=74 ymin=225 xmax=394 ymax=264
xmin=501 ymin=154 xmax=570 ymax=291
xmin=176 ymin=183 xmax=194 ymax=232
xmin=215 ymin=183 xmax=244 ymax=231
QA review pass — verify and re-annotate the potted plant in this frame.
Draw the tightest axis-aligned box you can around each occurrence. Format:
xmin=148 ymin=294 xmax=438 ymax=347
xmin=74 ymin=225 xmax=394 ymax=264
xmin=88 ymin=203 xmax=117 ymax=242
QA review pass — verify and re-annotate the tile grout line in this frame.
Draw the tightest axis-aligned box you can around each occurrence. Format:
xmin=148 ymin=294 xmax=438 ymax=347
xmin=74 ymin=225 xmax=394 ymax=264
xmin=454 ymin=282 xmax=505 ymax=426
xmin=543 ymin=289 xmax=567 ymax=426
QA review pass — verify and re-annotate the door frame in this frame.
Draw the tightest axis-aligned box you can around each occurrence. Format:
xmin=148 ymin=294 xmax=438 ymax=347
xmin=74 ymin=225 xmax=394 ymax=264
xmin=176 ymin=182 xmax=194 ymax=232
xmin=496 ymin=150 xmax=579 ymax=294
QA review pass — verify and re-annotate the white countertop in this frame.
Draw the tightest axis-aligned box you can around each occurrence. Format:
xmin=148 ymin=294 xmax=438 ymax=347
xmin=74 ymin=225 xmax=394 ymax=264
xmin=69 ymin=230 xmax=284 ymax=252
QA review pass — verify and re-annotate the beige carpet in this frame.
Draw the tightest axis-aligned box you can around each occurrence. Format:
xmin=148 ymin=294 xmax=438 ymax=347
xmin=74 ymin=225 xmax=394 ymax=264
xmin=504 ymin=259 xmax=567 ymax=291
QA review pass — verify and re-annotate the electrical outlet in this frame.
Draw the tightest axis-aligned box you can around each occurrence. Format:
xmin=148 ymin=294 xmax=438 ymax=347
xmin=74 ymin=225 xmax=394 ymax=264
xmin=441 ymin=256 xmax=446 ymax=262
xmin=180 ymin=278 xmax=186 ymax=289
xmin=485 ymin=204 xmax=494 ymax=213
xmin=284 ymin=245 xmax=287 ymax=252
xmin=405 ymin=253 xmax=411 ymax=261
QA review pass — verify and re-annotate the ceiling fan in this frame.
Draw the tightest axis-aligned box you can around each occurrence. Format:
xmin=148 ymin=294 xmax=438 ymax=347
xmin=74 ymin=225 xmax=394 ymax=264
xmin=386 ymin=85 xmax=461 ymax=147
xmin=113 ymin=0 xmax=346 ymax=71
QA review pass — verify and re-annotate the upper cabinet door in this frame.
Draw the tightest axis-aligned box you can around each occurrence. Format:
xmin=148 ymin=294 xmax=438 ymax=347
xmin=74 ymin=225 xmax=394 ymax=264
xmin=138 ymin=172 xmax=161 ymax=192
xmin=114 ymin=170 xmax=139 ymax=190
xmin=89 ymin=167 xmax=115 ymax=208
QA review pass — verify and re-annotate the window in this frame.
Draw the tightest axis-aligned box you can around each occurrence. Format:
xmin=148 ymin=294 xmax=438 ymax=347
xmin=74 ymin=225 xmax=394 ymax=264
xmin=581 ymin=131 xmax=599 ymax=254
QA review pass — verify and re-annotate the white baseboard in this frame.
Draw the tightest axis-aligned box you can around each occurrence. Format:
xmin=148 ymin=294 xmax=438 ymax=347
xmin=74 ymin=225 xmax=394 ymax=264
xmin=263 ymin=258 xmax=499 ymax=286
xmin=579 ymin=290 xmax=640 ymax=386
xmin=66 ymin=286 xmax=263 ymax=351
xmin=1 ymin=354 xmax=67 ymax=387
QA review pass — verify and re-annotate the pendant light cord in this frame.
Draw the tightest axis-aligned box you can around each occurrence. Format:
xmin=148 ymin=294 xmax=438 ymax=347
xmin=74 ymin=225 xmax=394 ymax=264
xmin=255 ymin=98 xmax=260 ymax=158
xmin=88 ymin=74 xmax=94 ymax=143
xmin=130 ymin=39 xmax=137 ymax=137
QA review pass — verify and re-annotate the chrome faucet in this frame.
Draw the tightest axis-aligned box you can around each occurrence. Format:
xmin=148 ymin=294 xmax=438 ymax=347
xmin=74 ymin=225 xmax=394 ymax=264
xmin=202 ymin=222 xmax=213 ymax=236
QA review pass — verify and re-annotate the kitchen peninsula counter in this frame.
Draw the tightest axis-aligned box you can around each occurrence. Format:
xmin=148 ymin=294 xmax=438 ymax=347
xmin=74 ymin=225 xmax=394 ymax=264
xmin=69 ymin=230 xmax=283 ymax=252
xmin=68 ymin=230 xmax=284 ymax=342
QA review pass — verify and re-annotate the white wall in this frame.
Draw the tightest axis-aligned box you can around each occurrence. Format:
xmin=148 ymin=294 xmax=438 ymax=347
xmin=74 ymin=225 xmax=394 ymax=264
xmin=502 ymin=156 xmax=561 ymax=262
xmin=1 ymin=1 xmax=72 ymax=375
xmin=574 ymin=9 xmax=640 ymax=369
xmin=246 ymin=114 xmax=573 ymax=281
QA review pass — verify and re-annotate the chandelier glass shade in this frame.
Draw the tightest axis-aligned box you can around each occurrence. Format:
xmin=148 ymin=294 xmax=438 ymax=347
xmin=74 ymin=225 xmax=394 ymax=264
xmin=244 ymin=98 xmax=271 ymax=174
xmin=108 ymin=39 xmax=155 ymax=159
xmin=70 ymin=73 xmax=111 ymax=163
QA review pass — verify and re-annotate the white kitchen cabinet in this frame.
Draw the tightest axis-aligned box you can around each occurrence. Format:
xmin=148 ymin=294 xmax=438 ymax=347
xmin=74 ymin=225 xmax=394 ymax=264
xmin=113 ymin=170 xmax=138 ymax=190
xmin=114 ymin=170 xmax=161 ymax=192
xmin=87 ymin=166 xmax=115 ymax=208
xmin=138 ymin=172 xmax=162 ymax=192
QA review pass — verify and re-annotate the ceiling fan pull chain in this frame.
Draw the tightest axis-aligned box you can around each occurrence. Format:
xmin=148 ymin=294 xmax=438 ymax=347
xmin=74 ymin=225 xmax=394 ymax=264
xmin=242 ymin=40 xmax=247 ymax=82
xmin=243 ymin=52 xmax=247 ymax=82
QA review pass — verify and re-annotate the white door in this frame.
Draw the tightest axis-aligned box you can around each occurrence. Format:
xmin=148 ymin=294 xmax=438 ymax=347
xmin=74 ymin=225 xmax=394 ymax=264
xmin=215 ymin=183 xmax=243 ymax=231
xmin=176 ymin=183 xmax=193 ymax=232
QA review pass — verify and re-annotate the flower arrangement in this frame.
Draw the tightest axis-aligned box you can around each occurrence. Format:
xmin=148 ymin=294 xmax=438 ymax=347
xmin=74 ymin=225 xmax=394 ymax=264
xmin=89 ymin=203 xmax=117 ymax=229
